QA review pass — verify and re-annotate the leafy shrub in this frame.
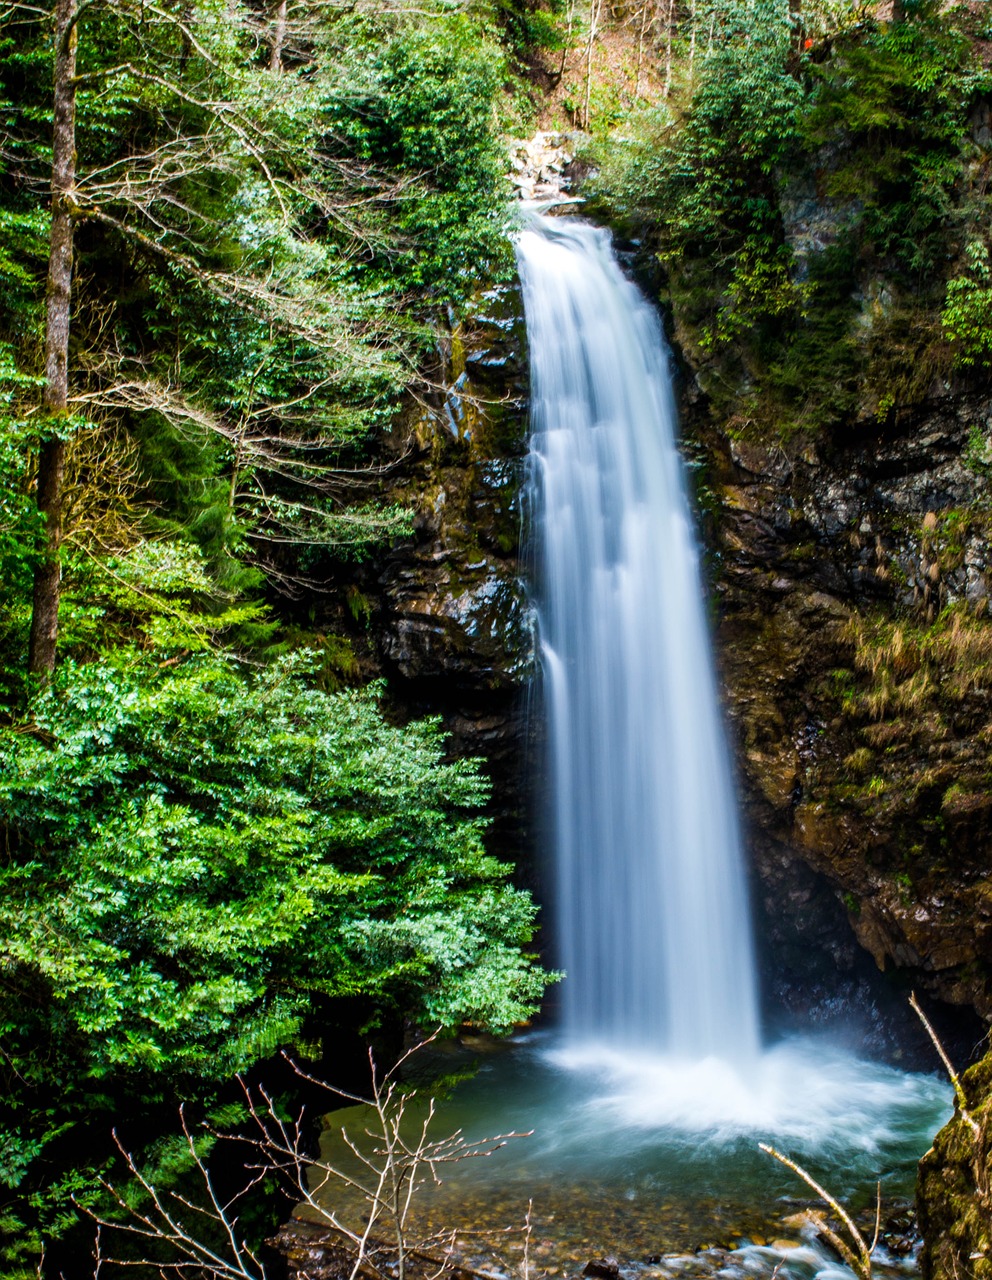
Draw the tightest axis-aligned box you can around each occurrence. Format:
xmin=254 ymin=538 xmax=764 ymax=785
xmin=943 ymin=241 xmax=992 ymax=367
xmin=324 ymin=12 xmax=514 ymax=299
xmin=0 ymin=650 xmax=551 ymax=1262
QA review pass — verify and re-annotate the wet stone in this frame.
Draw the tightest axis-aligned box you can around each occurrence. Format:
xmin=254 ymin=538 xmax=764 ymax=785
xmin=583 ymin=1260 xmax=620 ymax=1280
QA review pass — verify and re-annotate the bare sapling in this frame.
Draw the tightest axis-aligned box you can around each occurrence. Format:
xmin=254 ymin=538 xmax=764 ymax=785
xmin=82 ymin=1037 xmax=532 ymax=1280
xmin=662 ymin=0 xmax=675 ymax=97
xmin=582 ymin=0 xmax=601 ymax=130
xmin=758 ymin=991 xmax=992 ymax=1280
xmin=633 ymin=0 xmax=654 ymax=98
xmin=757 ymin=1145 xmax=880 ymax=1280
xmin=909 ymin=991 xmax=978 ymax=1136
xmin=909 ymin=990 xmax=989 ymax=1208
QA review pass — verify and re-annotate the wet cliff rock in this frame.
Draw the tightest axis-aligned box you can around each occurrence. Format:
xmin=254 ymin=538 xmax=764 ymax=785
xmin=689 ymin=387 xmax=992 ymax=1044
xmin=330 ymin=277 xmax=536 ymax=855
xmin=375 ymin=295 xmax=533 ymax=698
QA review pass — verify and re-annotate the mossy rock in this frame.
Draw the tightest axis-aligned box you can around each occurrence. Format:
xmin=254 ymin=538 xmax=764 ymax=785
xmin=918 ymin=1047 xmax=992 ymax=1280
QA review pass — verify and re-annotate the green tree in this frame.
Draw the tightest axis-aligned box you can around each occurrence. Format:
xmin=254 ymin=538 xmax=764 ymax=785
xmin=0 ymin=649 xmax=550 ymax=1266
xmin=0 ymin=2 xmax=543 ymax=1268
xmin=801 ymin=1 xmax=977 ymax=275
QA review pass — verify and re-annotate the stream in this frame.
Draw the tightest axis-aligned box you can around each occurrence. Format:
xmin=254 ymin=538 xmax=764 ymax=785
xmin=304 ymin=1032 xmax=949 ymax=1280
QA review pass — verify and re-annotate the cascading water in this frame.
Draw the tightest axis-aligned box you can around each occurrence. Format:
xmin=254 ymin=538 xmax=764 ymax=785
xmin=518 ymin=213 xmax=760 ymax=1060
xmin=310 ymin=212 xmax=953 ymax=1277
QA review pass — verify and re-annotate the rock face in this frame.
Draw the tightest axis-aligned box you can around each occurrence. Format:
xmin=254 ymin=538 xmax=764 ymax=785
xmin=326 ymin=276 xmax=537 ymax=858
xmin=694 ymin=390 xmax=992 ymax=1040
xmin=508 ymin=131 xmax=586 ymax=203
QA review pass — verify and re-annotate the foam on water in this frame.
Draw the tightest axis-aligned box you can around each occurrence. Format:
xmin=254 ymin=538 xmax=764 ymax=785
xmin=546 ymin=1036 xmax=951 ymax=1156
xmin=408 ymin=1033 xmax=951 ymax=1207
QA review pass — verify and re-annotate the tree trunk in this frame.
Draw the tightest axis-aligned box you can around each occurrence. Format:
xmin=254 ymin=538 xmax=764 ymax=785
xmin=582 ymin=0 xmax=600 ymax=131
xmin=269 ymin=0 xmax=288 ymax=72
xmin=634 ymin=0 xmax=651 ymax=98
xmin=662 ymin=0 xmax=674 ymax=97
xmin=789 ymin=0 xmax=801 ymax=54
xmin=29 ymin=0 xmax=77 ymax=680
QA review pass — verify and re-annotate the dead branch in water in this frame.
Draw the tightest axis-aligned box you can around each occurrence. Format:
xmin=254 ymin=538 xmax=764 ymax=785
xmin=758 ymin=1144 xmax=876 ymax=1280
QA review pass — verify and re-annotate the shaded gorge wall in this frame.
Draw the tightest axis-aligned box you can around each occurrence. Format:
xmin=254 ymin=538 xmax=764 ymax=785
xmin=291 ymin=276 xmax=541 ymax=889
xmin=693 ymin=385 xmax=992 ymax=1061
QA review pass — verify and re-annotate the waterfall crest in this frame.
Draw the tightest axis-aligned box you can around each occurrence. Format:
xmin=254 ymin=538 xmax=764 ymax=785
xmin=518 ymin=214 xmax=760 ymax=1060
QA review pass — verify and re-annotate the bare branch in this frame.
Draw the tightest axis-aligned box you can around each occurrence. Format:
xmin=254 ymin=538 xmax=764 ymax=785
xmin=909 ymin=991 xmax=978 ymax=1132
xmin=758 ymin=1143 xmax=873 ymax=1280
xmin=81 ymin=1037 xmax=533 ymax=1280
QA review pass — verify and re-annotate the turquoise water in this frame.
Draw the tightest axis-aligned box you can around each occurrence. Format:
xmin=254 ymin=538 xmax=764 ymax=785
xmin=305 ymin=1032 xmax=951 ymax=1278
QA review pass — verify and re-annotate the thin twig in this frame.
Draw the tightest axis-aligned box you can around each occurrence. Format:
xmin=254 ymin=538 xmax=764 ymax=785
xmin=759 ymin=1144 xmax=872 ymax=1280
xmin=909 ymin=991 xmax=977 ymax=1131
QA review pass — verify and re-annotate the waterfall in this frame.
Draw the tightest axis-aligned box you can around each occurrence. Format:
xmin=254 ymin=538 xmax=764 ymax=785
xmin=518 ymin=214 xmax=761 ymax=1061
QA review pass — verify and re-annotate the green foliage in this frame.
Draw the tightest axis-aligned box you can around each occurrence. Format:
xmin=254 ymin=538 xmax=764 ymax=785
xmin=759 ymin=237 xmax=862 ymax=431
xmin=0 ymin=345 xmax=43 ymax=576
xmin=0 ymin=347 xmax=45 ymax=691
xmin=600 ymin=0 xmax=802 ymax=257
xmin=324 ymin=13 xmax=514 ymax=298
xmin=802 ymin=8 xmax=979 ymax=275
xmin=593 ymin=0 xmax=991 ymax=436
xmin=0 ymin=0 xmax=518 ymax=609
xmin=0 ymin=650 xmax=551 ymax=1260
xmin=943 ymin=241 xmax=992 ymax=367
xmin=964 ymin=422 xmax=992 ymax=476
xmin=0 ymin=2 xmax=552 ymax=1264
xmin=701 ymin=245 xmax=809 ymax=350
xmin=591 ymin=0 xmax=812 ymax=422
xmin=493 ymin=0 xmax=570 ymax=62
xmin=0 ymin=207 xmax=48 ymax=310
xmin=57 ymin=539 xmax=276 ymax=657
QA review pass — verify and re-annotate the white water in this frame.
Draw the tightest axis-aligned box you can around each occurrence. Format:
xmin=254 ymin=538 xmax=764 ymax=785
xmin=518 ymin=213 xmax=760 ymax=1060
